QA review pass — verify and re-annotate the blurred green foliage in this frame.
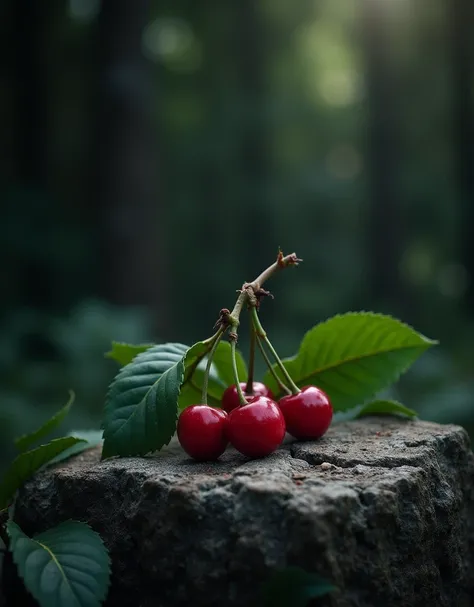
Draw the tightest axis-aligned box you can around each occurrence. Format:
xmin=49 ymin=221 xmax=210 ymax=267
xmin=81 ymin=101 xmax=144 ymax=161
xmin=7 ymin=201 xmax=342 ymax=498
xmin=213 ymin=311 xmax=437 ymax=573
xmin=1 ymin=0 xmax=474 ymax=469
xmin=0 ymin=302 xmax=152 ymax=470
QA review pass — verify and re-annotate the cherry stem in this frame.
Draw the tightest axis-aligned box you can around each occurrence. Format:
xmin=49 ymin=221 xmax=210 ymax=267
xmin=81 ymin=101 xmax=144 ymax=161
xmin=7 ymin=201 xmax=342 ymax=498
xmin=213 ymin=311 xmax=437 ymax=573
xmin=230 ymin=337 xmax=247 ymax=405
xmin=244 ymin=319 xmax=256 ymax=395
xmin=250 ymin=307 xmax=300 ymax=395
xmin=255 ymin=333 xmax=292 ymax=396
xmin=228 ymin=251 xmax=302 ymax=326
xmin=248 ymin=251 xmax=302 ymax=292
xmin=228 ymin=291 xmax=247 ymax=326
xmin=214 ymin=250 xmax=301 ymax=404
xmin=201 ymin=328 xmax=225 ymax=404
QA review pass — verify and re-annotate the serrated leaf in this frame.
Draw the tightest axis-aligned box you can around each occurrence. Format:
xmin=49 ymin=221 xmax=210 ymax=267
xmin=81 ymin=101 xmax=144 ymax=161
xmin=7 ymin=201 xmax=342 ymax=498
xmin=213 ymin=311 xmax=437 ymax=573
xmin=182 ymin=340 xmax=210 ymax=381
xmin=105 ymin=341 xmax=155 ymax=366
xmin=261 ymin=566 xmax=335 ymax=607
xmin=212 ymin=341 xmax=248 ymax=387
xmin=14 ymin=391 xmax=75 ymax=453
xmin=48 ymin=430 xmax=104 ymax=465
xmin=356 ymin=399 xmax=417 ymax=419
xmin=102 ymin=343 xmax=187 ymax=458
xmin=0 ymin=437 xmax=87 ymax=509
xmin=263 ymin=313 xmax=437 ymax=411
xmin=7 ymin=520 xmax=110 ymax=607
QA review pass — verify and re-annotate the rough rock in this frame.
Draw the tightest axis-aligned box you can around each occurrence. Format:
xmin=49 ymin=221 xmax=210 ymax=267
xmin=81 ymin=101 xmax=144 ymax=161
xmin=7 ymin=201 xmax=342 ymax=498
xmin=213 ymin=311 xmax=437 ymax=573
xmin=8 ymin=417 xmax=474 ymax=607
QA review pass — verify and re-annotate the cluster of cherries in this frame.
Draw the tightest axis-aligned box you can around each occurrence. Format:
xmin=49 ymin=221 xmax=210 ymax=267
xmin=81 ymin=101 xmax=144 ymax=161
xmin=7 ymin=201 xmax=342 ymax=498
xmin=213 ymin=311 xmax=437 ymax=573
xmin=177 ymin=381 xmax=333 ymax=460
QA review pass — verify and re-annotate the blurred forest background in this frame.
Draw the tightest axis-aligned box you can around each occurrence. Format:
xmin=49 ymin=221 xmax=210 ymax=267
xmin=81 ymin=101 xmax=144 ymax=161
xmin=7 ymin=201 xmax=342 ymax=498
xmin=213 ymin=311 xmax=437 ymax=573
xmin=1 ymin=0 xmax=474 ymax=468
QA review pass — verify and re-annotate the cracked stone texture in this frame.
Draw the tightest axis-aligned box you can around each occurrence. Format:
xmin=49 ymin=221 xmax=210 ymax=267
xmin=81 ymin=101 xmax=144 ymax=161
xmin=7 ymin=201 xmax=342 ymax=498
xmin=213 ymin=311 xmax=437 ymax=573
xmin=7 ymin=417 xmax=474 ymax=607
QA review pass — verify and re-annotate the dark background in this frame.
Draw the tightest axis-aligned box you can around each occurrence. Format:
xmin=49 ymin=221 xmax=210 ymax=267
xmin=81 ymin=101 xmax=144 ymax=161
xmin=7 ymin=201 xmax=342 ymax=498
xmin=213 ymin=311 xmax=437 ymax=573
xmin=1 ymin=0 xmax=474 ymax=468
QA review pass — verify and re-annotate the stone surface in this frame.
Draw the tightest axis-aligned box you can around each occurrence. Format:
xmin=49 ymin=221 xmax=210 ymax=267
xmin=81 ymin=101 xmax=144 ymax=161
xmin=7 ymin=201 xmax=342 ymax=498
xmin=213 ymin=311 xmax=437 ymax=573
xmin=8 ymin=417 xmax=474 ymax=607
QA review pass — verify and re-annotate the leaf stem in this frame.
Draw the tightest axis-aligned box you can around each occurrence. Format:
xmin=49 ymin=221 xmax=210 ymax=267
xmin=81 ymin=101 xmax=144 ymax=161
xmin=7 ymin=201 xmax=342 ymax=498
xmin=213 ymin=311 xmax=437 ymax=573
xmin=201 ymin=328 xmax=225 ymax=404
xmin=202 ymin=328 xmax=225 ymax=346
xmin=255 ymin=333 xmax=292 ymax=395
xmin=251 ymin=307 xmax=300 ymax=395
xmin=244 ymin=320 xmax=256 ymax=395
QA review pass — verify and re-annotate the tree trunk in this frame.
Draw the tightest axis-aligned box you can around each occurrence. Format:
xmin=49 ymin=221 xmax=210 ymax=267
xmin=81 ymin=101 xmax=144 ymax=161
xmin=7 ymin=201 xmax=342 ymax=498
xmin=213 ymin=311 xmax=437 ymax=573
xmin=5 ymin=0 xmax=54 ymax=309
xmin=361 ymin=0 xmax=406 ymax=314
xmin=92 ymin=0 xmax=167 ymax=334
xmin=450 ymin=0 xmax=474 ymax=309
xmin=7 ymin=0 xmax=47 ymax=185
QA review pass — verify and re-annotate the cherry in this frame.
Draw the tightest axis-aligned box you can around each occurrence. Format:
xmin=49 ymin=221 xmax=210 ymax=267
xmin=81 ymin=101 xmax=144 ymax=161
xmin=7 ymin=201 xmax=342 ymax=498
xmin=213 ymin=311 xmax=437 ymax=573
xmin=278 ymin=386 xmax=333 ymax=440
xmin=226 ymin=396 xmax=286 ymax=458
xmin=177 ymin=405 xmax=228 ymax=461
xmin=221 ymin=382 xmax=274 ymax=413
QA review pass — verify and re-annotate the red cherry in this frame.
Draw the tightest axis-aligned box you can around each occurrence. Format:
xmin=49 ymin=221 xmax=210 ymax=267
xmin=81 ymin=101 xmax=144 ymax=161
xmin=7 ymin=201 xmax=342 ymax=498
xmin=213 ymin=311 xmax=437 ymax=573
xmin=278 ymin=386 xmax=333 ymax=440
xmin=221 ymin=382 xmax=274 ymax=413
xmin=177 ymin=405 xmax=228 ymax=461
xmin=226 ymin=396 xmax=286 ymax=458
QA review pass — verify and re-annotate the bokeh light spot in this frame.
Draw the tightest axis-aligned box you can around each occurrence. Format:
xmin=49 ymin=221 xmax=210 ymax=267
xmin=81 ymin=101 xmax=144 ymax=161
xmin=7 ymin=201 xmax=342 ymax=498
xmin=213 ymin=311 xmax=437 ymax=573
xmin=326 ymin=144 xmax=362 ymax=180
xmin=437 ymin=263 xmax=469 ymax=299
xmin=68 ymin=0 xmax=100 ymax=23
xmin=142 ymin=18 xmax=202 ymax=72
xmin=400 ymin=244 xmax=435 ymax=286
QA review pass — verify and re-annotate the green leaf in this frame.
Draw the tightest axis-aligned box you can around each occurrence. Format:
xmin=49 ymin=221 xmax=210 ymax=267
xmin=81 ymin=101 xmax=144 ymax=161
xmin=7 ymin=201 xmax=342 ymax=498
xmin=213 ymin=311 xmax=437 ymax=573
xmin=178 ymin=338 xmax=241 ymax=409
xmin=263 ymin=313 xmax=437 ymax=411
xmin=0 ymin=437 xmax=87 ymax=509
xmin=14 ymin=391 xmax=75 ymax=453
xmin=7 ymin=520 xmax=110 ymax=607
xmin=105 ymin=341 xmax=155 ymax=366
xmin=182 ymin=340 xmax=210 ymax=381
xmin=261 ymin=566 xmax=335 ymax=607
xmin=181 ymin=340 xmax=224 ymax=396
xmin=356 ymin=399 xmax=417 ymax=419
xmin=102 ymin=343 xmax=187 ymax=458
xmin=212 ymin=340 xmax=248 ymax=387
xmin=48 ymin=430 xmax=104 ymax=465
